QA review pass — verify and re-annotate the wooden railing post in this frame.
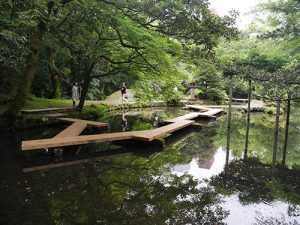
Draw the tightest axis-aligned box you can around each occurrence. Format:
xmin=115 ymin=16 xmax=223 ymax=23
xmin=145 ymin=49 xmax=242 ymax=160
xmin=244 ymin=79 xmax=252 ymax=160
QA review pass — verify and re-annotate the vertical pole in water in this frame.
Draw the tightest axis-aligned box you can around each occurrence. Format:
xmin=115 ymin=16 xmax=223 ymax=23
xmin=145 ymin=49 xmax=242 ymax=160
xmin=282 ymin=96 xmax=291 ymax=166
xmin=272 ymin=100 xmax=281 ymax=176
xmin=226 ymin=74 xmax=233 ymax=165
xmin=244 ymin=79 xmax=252 ymax=160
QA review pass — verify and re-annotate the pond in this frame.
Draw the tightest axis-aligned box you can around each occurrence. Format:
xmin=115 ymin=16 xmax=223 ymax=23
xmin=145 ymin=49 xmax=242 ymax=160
xmin=0 ymin=107 xmax=299 ymax=225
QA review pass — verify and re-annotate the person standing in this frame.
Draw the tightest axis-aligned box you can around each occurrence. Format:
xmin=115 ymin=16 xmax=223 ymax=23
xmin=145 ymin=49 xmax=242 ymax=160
xmin=121 ymin=82 xmax=127 ymax=103
xmin=72 ymin=82 xmax=80 ymax=106
xmin=152 ymin=111 xmax=159 ymax=127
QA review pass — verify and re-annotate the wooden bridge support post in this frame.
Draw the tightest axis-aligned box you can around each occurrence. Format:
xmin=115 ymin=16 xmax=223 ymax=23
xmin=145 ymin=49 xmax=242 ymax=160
xmin=282 ymin=96 xmax=291 ymax=166
xmin=244 ymin=79 xmax=252 ymax=160
xmin=226 ymin=75 xmax=233 ymax=165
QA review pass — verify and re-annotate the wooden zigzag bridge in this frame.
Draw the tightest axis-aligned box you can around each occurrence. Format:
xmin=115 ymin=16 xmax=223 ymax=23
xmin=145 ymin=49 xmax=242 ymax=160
xmin=21 ymin=106 xmax=223 ymax=151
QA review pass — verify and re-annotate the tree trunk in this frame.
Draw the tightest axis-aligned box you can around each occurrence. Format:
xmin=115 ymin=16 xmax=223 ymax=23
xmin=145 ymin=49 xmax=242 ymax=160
xmin=282 ymin=97 xmax=291 ymax=166
xmin=4 ymin=21 xmax=47 ymax=123
xmin=77 ymin=75 xmax=92 ymax=111
xmin=226 ymin=74 xmax=233 ymax=165
xmin=244 ymin=79 xmax=252 ymax=160
xmin=52 ymin=75 xmax=61 ymax=99
xmin=272 ymin=100 xmax=281 ymax=176
xmin=77 ymin=62 xmax=96 ymax=111
xmin=49 ymin=65 xmax=56 ymax=97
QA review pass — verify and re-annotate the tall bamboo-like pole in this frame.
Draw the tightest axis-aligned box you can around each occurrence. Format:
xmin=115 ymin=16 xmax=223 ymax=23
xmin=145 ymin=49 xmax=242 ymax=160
xmin=226 ymin=74 xmax=233 ymax=165
xmin=282 ymin=95 xmax=291 ymax=166
xmin=272 ymin=100 xmax=281 ymax=175
xmin=244 ymin=79 xmax=252 ymax=160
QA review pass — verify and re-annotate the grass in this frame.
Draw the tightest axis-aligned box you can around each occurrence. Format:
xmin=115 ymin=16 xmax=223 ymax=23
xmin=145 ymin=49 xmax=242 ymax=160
xmin=23 ymin=97 xmax=102 ymax=110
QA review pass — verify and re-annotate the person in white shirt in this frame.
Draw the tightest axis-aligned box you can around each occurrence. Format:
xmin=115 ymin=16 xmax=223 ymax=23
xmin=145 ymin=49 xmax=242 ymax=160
xmin=72 ymin=82 xmax=80 ymax=106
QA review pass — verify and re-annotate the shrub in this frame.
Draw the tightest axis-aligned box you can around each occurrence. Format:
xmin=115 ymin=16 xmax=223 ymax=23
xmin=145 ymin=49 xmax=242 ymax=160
xmin=68 ymin=105 xmax=108 ymax=120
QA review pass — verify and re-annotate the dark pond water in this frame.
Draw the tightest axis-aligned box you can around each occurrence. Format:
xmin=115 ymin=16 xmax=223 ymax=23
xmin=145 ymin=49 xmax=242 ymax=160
xmin=0 ymin=107 xmax=299 ymax=225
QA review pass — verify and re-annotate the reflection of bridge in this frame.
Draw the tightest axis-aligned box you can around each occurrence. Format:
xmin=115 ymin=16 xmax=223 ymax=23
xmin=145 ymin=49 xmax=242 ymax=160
xmin=198 ymin=157 xmax=215 ymax=169
xmin=21 ymin=107 xmax=223 ymax=151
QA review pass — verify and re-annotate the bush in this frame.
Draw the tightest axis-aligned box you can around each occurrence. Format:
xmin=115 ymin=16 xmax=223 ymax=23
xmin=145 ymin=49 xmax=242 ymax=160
xmin=68 ymin=105 xmax=108 ymax=120
xmin=132 ymin=119 xmax=153 ymax=131
xmin=264 ymin=106 xmax=276 ymax=115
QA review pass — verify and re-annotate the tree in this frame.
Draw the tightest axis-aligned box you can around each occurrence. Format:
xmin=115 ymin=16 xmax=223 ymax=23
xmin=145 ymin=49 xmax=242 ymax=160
xmin=2 ymin=0 xmax=74 ymax=123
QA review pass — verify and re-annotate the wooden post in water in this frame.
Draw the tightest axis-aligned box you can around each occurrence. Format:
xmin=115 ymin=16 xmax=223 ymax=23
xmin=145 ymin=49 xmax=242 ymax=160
xmin=244 ymin=79 xmax=252 ymax=160
xmin=226 ymin=74 xmax=233 ymax=164
xmin=272 ymin=100 xmax=281 ymax=175
xmin=282 ymin=96 xmax=291 ymax=166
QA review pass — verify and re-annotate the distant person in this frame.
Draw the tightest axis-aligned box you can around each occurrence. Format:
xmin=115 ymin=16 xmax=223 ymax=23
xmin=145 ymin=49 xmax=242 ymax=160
xmin=121 ymin=82 xmax=127 ymax=103
xmin=152 ymin=111 xmax=159 ymax=127
xmin=72 ymin=82 xmax=80 ymax=106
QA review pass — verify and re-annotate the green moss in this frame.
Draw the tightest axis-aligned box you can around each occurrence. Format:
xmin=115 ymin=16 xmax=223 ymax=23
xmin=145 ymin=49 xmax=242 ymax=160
xmin=68 ymin=105 xmax=108 ymax=120
xmin=23 ymin=97 xmax=72 ymax=109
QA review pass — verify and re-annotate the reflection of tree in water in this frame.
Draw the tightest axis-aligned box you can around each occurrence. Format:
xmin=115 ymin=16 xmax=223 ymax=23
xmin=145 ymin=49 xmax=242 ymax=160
xmin=0 ymin=134 xmax=229 ymax=225
xmin=210 ymin=158 xmax=300 ymax=206
xmin=254 ymin=209 xmax=300 ymax=225
xmin=213 ymin=111 xmax=300 ymax=167
xmin=180 ymin=126 xmax=217 ymax=167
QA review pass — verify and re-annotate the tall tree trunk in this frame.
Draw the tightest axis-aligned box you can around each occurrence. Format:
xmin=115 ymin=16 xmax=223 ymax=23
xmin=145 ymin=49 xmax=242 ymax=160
xmin=77 ymin=75 xmax=92 ymax=111
xmin=77 ymin=62 xmax=96 ymax=111
xmin=282 ymin=96 xmax=291 ymax=166
xmin=244 ymin=79 xmax=252 ymax=160
xmin=4 ymin=21 xmax=47 ymax=123
xmin=52 ymin=75 xmax=61 ymax=99
xmin=48 ymin=65 xmax=56 ymax=97
xmin=272 ymin=100 xmax=281 ymax=176
xmin=226 ymin=74 xmax=233 ymax=165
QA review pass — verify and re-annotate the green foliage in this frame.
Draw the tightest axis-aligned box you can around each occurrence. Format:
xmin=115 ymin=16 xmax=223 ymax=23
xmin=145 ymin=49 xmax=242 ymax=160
xmin=255 ymin=0 xmax=300 ymax=39
xmin=265 ymin=106 xmax=277 ymax=114
xmin=132 ymin=119 xmax=153 ymax=131
xmin=1 ymin=0 xmax=238 ymax=113
xmin=68 ymin=105 xmax=108 ymax=120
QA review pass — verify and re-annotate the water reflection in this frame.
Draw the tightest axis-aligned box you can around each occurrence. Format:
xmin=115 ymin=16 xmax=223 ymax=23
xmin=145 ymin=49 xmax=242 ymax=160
xmin=214 ymin=110 xmax=300 ymax=168
xmin=121 ymin=112 xmax=128 ymax=132
xmin=0 ymin=130 xmax=229 ymax=225
xmin=210 ymin=158 xmax=300 ymax=224
xmin=1 ymin=107 xmax=300 ymax=225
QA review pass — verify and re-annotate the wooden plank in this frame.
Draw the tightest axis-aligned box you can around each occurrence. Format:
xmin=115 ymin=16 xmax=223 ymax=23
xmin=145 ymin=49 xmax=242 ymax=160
xmin=166 ymin=113 xmax=201 ymax=123
xmin=44 ymin=113 xmax=68 ymax=118
xmin=186 ymin=105 xmax=211 ymax=111
xmin=167 ymin=109 xmax=222 ymax=123
xmin=21 ymin=112 xmax=216 ymax=151
xmin=21 ymin=107 xmax=71 ymax=114
xmin=133 ymin=120 xmax=194 ymax=141
xmin=199 ymin=108 xmax=223 ymax=116
xmin=22 ymin=121 xmax=194 ymax=150
xmin=54 ymin=121 xmax=87 ymax=138
xmin=22 ymin=132 xmax=136 ymax=151
xmin=241 ymin=100 xmax=265 ymax=112
xmin=232 ymin=98 xmax=248 ymax=103
xmin=57 ymin=118 xmax=108 ymax=128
